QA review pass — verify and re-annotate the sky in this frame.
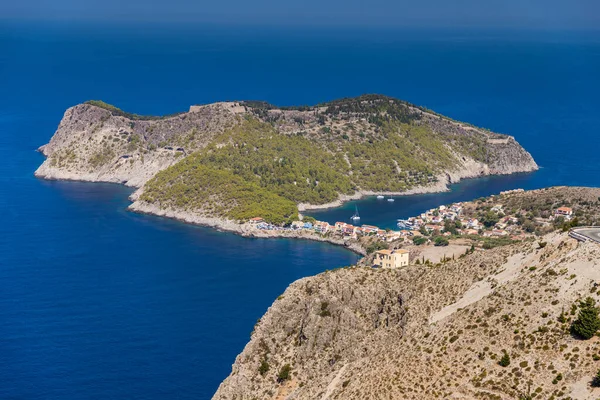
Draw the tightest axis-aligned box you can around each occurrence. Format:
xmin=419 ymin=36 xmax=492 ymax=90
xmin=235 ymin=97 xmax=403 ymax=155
xmin=1 ymin=0 xmax=599 ymax=30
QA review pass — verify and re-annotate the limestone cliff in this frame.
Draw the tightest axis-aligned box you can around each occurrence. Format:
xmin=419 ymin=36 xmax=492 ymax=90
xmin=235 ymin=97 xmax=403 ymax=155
xmin=214 ymin=233 xmax=600 ymax=399
xmin=36 ymin=95 xmax=538 ymax=224
xmin=35 ymin=101 xmax=241 ymax=187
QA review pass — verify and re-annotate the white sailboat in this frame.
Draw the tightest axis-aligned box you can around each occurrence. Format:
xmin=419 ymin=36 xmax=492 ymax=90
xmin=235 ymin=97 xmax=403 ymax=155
xmin=351 ymin=205 xmax=360 ymax=222
xmin=387 ymin=196 xmax=395 ymax=202
xmin=376 ymin=195 xmax=385 ymax=199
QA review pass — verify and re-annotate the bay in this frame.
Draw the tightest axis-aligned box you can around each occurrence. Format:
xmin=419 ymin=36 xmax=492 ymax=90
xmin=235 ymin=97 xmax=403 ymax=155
xmin=0 ymin=22 xmax=598 ymax=399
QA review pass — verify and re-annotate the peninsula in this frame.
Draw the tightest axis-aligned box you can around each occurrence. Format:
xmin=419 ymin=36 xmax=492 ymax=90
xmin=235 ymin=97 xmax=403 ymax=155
xmin=36 ymin=95 xmax=538 ymax=240
xmin=214 ymin=222 xmax=600 ymax=399
xmin=209 ymin=187 xmax=600 ymax=399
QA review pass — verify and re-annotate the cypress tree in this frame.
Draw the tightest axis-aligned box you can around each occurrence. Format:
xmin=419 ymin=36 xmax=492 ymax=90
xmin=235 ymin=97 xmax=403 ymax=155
xmin=571 ymin=297 xmax=600 ymax=339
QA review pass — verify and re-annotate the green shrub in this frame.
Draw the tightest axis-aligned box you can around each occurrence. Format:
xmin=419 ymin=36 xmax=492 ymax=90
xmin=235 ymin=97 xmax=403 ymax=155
xmin=277 ymin=364 xmax=292 ymax=383
xmin=434 ymin=236 xmax=449 ymax=246
xmin=302 ymin=216 xmax=316 ymax=224
xmin=482 ymin=211 xmax=500 ymax=227
xmin=593 ymin=370 xmax=600 ymax=387
xmin=571 ymin=297 xmax=600 ymax=339
xmin=319 ymin=302 xmax=331 ymax=317
xmin=258 ymin=359 xmax=269 ymax=376
xmin=499 ymin=352 xmax=510 ymax=367
xmin=412 ymin=236 xmax=427 ymax=246
xmin=141 ymin=163 xmax=298 ymax=225
xmin=366 ymin=241 xmax=389 ymax=254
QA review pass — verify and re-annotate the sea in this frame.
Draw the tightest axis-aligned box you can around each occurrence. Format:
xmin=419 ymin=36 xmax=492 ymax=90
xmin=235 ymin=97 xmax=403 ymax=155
xmin=0 ymin=22 xmax=599 ymax=399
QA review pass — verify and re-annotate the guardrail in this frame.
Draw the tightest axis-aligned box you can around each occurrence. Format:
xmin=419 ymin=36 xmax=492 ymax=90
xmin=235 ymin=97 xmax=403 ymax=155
xmin=569 ymin=227 xmax=600 ymax=244
xmin=569 ymin=231 xmax=588 ymax=242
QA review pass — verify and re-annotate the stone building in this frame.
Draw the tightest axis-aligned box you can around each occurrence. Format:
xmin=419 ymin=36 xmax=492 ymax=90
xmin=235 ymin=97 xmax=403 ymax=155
xmin=373 ymin=249 xmax=410 ymax=268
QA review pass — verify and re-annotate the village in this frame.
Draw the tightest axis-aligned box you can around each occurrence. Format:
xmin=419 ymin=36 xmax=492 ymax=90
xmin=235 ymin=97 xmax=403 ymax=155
xmin=247 ymin=188 xmax=578 ymax=268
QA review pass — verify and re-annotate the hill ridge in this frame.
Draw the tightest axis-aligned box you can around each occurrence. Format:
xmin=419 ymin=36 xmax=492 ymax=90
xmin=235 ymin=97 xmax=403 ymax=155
xmin=35 ymin=95 xmax=538 ymax=225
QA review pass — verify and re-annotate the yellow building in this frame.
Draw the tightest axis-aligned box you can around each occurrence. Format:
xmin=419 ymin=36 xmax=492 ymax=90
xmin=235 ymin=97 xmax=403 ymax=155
xmin=373 ymin=249 xmax=410 ymax=268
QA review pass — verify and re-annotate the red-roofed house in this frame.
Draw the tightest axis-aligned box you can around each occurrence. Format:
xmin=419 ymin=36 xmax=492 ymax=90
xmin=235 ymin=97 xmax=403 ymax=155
xmin=555 ymin=207 xmax=573 ymax=219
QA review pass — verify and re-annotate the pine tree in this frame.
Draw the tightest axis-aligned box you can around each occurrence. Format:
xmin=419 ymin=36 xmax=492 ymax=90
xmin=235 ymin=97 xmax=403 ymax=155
xmin=571 ymin=297 xmax=600 ymax=339
xmin=499 ymin=351 xmax=510 ymax=367
xmin=593 ymin=369 xmax=600 ymax=387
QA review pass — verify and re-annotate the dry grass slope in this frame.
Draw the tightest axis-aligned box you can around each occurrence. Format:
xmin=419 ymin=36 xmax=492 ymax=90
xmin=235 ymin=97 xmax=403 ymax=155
xmin=214 ymin=232 xmax=600 ymax=400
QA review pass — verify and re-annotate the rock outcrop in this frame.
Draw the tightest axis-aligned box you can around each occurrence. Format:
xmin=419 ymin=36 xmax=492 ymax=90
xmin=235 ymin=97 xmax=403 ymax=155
xmin=36 ymin=96 xmax=537 ymax=190
xmin=214 ymin=233 xmax=600 ymax=399
xmin=35 ymin=102 xmax=240 ymax=187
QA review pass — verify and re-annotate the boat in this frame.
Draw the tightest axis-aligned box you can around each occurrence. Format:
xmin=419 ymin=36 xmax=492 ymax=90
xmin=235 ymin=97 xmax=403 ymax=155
xmin=396 ymin=219 xmax=414 ymax=230
xmin=387 ymin=196 xmax=395 ymax=202
xmin=351 ymin=206 xmax=360 ymax=222
xmin=376 ymin=195 xmax=385 ymax=199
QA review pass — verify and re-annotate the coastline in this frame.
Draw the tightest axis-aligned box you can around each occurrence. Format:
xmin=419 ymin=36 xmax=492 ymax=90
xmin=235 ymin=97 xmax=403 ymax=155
xmin=128 ymin=201 xmax=367 ymax=255
xmin=297 ymin=179 xmax=450 ymax=211
xmin=34 ymin=160 xmax=539 ymax=256
xmin=297 ymin=162 xmax=539 ymax=212
xmin=34 ymin=109 xmax=538 ymax=254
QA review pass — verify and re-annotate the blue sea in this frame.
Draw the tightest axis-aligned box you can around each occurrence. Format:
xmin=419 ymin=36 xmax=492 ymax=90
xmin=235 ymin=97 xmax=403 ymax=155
xmin=1 ymin=22 xmax=599 ymax=399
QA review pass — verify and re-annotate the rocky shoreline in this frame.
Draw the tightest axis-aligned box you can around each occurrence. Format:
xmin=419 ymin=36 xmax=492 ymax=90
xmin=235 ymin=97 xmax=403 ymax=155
xmin=34 ymin=98 xmax=539 ymax=255
xmin=128 ymin=200 xmax=367 ymax=255
xmin=36 ymin=157 xmax=538 ymax=257
xmin=297 ymin=162 xmax=507 ymax=212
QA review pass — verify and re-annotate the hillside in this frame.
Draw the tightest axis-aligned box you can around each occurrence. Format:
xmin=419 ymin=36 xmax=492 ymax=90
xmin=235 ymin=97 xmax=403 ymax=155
xmin=213 ymin=230 xmax=600 ymax=400
xmin=36 ymin=95 xmax=538 ymax=225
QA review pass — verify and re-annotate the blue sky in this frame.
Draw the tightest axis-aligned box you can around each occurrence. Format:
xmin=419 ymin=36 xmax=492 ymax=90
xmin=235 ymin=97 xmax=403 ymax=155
xmin=1 ymin=0 xmax=599 ymax=29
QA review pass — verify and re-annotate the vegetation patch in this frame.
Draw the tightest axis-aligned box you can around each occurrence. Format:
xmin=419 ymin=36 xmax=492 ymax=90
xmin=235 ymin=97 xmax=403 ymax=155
xmin=88 ymin=145 xmax=115 ymax=169
xmin=141 ymin=164 xmax=297 ymax=225
xmin=570 ymin=297 xmax=600 ymax=340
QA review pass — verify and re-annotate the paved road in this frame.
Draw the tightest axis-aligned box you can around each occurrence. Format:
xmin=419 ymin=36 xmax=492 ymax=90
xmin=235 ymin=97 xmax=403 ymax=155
xmin=572 ymin=228 xmax=600 ymax=243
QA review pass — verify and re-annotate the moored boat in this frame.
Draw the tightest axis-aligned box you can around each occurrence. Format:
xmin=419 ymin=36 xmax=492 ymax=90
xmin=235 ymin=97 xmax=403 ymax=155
xmin=351 ymin=205 xmax=360 ymax=222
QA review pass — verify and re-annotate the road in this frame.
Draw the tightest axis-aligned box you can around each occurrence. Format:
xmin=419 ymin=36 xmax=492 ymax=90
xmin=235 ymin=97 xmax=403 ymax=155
xmin=571 ymin=227 xmax=600 ymax=243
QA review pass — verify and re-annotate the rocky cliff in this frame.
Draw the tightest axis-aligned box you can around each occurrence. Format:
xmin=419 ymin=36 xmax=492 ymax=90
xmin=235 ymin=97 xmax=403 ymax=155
xmin=36 ymin=95 xmax=538 ymax=225
xmin=214 ymin=232 xmax=600 ymax=399
xmin=35 ymin=101 xmax=241 ymax=187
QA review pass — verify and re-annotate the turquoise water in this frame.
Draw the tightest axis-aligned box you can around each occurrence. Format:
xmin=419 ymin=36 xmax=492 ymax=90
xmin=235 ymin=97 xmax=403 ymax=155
xmin=1 ymin=23 xmax=599 ymax=399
